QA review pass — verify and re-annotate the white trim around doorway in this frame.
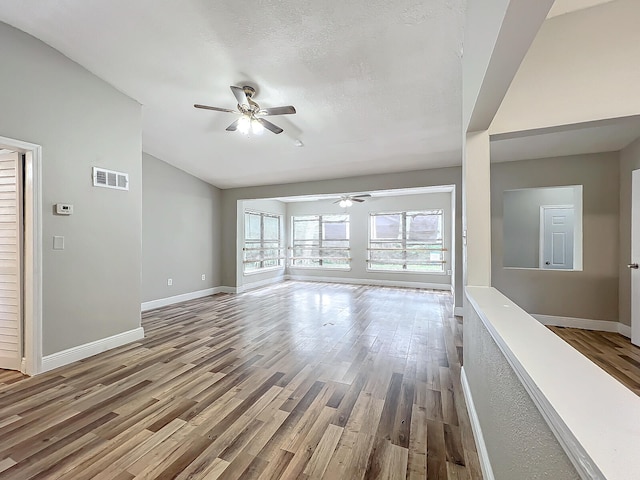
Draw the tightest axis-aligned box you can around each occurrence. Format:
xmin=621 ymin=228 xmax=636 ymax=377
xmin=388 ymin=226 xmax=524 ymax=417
xmin=0 ymin=136 xmax=43 ymax=376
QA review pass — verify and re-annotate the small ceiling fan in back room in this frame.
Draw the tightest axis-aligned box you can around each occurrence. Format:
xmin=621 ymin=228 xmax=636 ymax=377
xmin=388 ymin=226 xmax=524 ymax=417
xmin=334 ymin=194 xmax=372 ymax=207
xmin=194 ymin=85 xmax=296 ymax=135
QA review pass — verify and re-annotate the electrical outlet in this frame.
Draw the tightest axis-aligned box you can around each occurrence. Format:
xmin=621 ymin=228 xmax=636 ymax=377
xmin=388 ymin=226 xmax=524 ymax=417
xmin=447 ymin=270 xmax=452 ymax=275
xmin=167 ymin=278 xmax=173 ymax=286
xmin=201 ymin=274 xmax=206 ymax=281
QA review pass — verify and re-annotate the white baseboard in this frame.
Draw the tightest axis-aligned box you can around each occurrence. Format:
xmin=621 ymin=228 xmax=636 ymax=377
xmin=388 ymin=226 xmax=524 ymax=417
xmin=42 ymin=327 xmax=145 ymax=373
xmin=454 ymin=306 xmax=464 ymax=317
xmin=285 ymin=274 xmax=451 ymax=291
xmin=461 ymin=367 xmax=495 ymax=480
xmin=618 ymin=323 xmax=632 ymax=338
xmin=533 ymin=314 xmax=631 ymax=338
xmin=237 ymin=275 xmax=285 ymax=293
xmin=141 ymin=287 xmax=234 ymax=311
xmin=217 ymin=286 xmax=236 ymax=294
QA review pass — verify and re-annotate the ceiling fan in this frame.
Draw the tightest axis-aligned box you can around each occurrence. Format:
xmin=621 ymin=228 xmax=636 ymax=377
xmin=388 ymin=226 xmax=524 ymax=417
xmin=333 ymin=194 xmax=372 ymax=207
xmin=194 ymin=85 xmax=296 ymax=135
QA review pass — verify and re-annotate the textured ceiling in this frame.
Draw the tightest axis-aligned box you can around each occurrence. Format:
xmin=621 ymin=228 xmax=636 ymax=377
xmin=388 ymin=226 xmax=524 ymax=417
xmin=0 ymin=0 xmax=465 ymax=188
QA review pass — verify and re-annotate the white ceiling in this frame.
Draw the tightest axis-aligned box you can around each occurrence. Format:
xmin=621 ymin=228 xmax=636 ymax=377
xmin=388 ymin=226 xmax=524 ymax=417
xmin=0 ymin=1 xmax=465 ymax=188
xmin=274 ymin=185 xmax=455 ymax=203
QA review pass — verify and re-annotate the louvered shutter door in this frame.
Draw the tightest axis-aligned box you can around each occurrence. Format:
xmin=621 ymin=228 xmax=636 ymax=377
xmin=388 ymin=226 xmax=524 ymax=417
xmin=0 ymin=152 xmax=21 ymax=370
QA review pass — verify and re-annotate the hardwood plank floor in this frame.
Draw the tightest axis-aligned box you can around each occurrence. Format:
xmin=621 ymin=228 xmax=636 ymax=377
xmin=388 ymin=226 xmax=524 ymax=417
xmin=0 ymin=281 xmax=481 ymax=479
xmin=549 ymin=326 xmax=640 ymax=395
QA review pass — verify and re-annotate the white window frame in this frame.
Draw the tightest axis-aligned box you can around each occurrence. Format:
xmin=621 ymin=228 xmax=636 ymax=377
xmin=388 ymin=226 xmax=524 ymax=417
xmin=367 ymin=210 xmax=446 ymax=274
xmin=290 ymin=214 xmax=351 ymax=270
xmin=243 ymin=210 xmax=284 ymax=274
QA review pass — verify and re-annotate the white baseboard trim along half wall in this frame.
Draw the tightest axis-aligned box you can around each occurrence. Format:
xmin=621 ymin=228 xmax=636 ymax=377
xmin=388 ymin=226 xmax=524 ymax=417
xmin=42 ymin=327 xmax=145 ymax=373
xmin=461 ymin=367 xmax=495 ymax=480
xmin=286 ymin=274 xmax=451 ymax=291
xmin=141 ymin=286 xmax=233 ymax=311
xmin=533 ymin=314 xmax=631 ymax=338
xmin=237 ymin=274 xmax=286 ymax=293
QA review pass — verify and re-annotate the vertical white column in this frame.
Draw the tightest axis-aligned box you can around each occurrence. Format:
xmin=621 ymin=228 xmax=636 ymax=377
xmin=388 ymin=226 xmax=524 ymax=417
xmin=463 ymin=130 xmax=492 ymax=287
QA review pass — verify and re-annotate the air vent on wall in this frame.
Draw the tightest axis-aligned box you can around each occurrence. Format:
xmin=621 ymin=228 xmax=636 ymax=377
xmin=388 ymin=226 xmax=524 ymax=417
xmin=93 ymin=167 xmax=129 ymax=191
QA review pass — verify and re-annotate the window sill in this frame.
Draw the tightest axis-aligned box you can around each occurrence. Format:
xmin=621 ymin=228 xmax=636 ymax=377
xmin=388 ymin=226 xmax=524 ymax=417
xmin=288 ymin=266 xmax=352 ymax=272
xmin=367 ymin=269 xmax=447 ymax=275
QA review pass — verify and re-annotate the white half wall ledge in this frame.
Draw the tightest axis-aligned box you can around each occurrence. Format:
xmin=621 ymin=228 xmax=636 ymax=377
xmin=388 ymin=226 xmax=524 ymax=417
xmin=41 ymin=327 xmax=144 ymax=373
xmin=466 ymin=286 xmax=640 ymax=480
xmin=237 ymin=274 xmax=286 ymax=293
xmin=534 ymin=314 xmax=631 ymax=338
xmin=286 ymin=274 xmax=451 ymax=291
xmin=454 ymin=306 xmax=464 ymax=317
xmin=141 ymin=287 xmax=233 ymax=311
xmin=461 ymin=367 xmax=495 ymax=480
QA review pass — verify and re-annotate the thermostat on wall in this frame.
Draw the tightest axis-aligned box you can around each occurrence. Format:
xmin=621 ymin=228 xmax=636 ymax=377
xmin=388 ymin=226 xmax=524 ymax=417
xmin=56 ymin=203 xmax=73 ymax=215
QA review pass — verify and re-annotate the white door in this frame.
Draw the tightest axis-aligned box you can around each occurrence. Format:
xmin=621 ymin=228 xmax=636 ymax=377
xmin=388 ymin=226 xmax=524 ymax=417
xmin=631 ymin=170 xmax=640 ymax=347
xmin=540 ymin=206 xmax=574 ymax=270
xmin=0 ymin=152 xmax=22 ymax=370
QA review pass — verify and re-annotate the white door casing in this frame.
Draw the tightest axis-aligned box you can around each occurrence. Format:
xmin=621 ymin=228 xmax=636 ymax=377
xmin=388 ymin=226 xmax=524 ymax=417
xmin=631 ymin=170 xmax=640 ymax=347
xmin=0 ymin=136 xmax=42 ymax=376
xmin=0 ymin=152 xmax=22 ymax=370
xmin=540 ymin=206 xmax=575 ymax=270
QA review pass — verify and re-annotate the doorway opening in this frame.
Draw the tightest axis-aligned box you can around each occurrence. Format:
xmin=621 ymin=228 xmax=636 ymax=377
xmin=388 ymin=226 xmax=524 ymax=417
xmin=0 ymin=136 xmax=42 ymax=375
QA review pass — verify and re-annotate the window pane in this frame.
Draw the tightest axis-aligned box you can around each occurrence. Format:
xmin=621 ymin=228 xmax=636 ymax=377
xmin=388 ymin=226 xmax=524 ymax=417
xmin=293 ymin=216 xmax=319 ymax=240
xmin=407 ymin=211 xmax=441 ymax=242
xmin=245 ymin=213 xmax=261 ymax=240
xmin=372 ymin=214 xmax=401 ymax=240
xmin=263 ymin=215 xmax=279 ymax=240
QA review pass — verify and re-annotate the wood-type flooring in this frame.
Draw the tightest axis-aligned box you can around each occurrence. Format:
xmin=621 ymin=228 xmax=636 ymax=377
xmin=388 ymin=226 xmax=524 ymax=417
xmin=550 ymin=326 xmax=640 ymax=395
xmin=0 ymin=281 xmax=481 ymax=479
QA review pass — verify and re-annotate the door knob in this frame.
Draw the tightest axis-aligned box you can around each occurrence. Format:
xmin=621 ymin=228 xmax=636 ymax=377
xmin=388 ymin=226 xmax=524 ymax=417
xmin=628 ymin=263 xmax=639 ymax=269
xmin=545 ymin=261 xmax=550 ymax=265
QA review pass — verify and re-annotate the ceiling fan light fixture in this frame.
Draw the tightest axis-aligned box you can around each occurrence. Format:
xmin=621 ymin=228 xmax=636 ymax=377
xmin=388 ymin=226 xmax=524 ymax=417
xmin=339 ymin=200 xmax=347 ymax=208
xmin=238 ymin=116 xmax=250 ymax=134
xmin=345 ymin=199 xmax=353 ymax=207
xmin=251 ymin=119 xmax=264 ymax=135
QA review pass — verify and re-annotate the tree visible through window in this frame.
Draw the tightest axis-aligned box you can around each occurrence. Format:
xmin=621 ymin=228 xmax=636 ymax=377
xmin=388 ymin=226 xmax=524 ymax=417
xmin=368 ymin=210 xmax=445 ymax=272
xmin=291 ymin=214 xmax=350 ymax=269
xmin=243 ymin=211 xmax=283 ymax=273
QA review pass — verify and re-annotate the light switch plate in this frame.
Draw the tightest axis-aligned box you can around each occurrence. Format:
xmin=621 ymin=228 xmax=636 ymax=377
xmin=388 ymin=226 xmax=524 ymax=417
xmin=53 ymin=236 xmax=64 ymax=250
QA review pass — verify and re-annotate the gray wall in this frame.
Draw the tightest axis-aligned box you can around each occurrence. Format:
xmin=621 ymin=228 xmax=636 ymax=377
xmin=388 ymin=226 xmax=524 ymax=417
xmin=463 ymin=301 xmax=579 ymax=480
xmin=0 ymin=22 xmax=142 ymax=355
xmin=221 ymin=166 xmax=464 ymax=309
xmin=285 ymin=192 xmax=453 ymax=286
xmin=491 ymin=153 xmax=619 ymax=321
xmin=619 ymin=137 xmax=640 ymax=326
xmin=503 ymin=186 xmax=577 ymax=268
xmin=142 ymin=153 xmax=221 ymax=302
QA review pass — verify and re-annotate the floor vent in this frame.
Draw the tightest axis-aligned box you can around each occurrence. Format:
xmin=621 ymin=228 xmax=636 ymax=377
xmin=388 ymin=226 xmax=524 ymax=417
xmin=93 ymin=167 xmax=129 ymax=191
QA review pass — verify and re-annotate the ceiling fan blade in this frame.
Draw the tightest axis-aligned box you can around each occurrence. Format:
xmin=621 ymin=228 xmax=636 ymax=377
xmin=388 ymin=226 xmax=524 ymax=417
xmin=255 ymin=118 xmax=283 ymax=134
xmin=352 ymin=194 xmax=372 ymax=199
xmin=258 ymin=106 xmax=297 ymax=116
xmin=332 ymin=199 xmax=341 ymax=204
xmin=225 ymin=119 xmax=241 ymax=131
xmin=194 ymin=104 xmax=238 ymax=113
xmin=352 ymin=198 xmax=366 ymax=203
xmin=230 ymin=86 xmax=249 ymax=107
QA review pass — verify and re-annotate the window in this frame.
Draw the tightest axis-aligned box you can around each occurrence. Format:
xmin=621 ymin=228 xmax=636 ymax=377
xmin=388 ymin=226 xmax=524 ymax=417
xmin=291 ymin=214 xmax=350 ymax=269
xmin=368 ymin=210 xmax=445 ymax=273
xmin=243 ymin=211 xmax=283 ymax=273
